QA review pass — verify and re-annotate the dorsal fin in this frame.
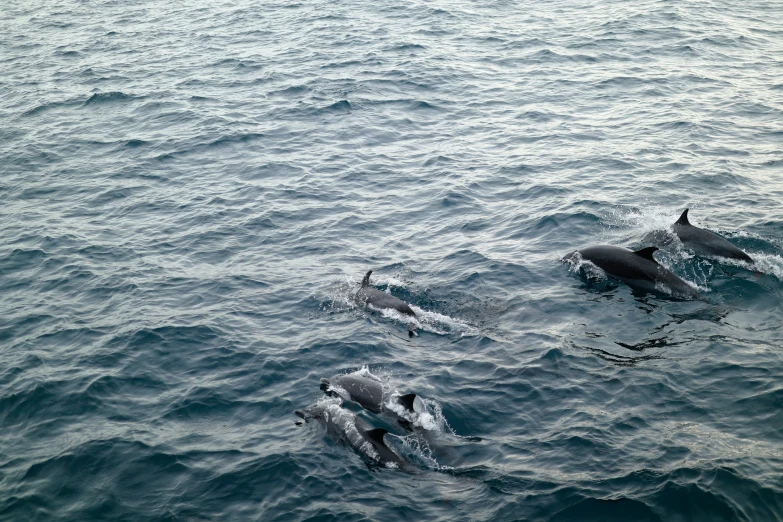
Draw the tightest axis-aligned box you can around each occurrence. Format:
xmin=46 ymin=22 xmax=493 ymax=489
xmin=675 ymin=208 xmax=691 ymax=226
xmin=364 ymin=427 xmax=388 ymax=445
xmin=397 ymin=394 xmax=417 ymax=413
xmin=633 ymin=246 xmax=659 ymax=262
xmin=361 ymin=270 xmax=372 ymax=288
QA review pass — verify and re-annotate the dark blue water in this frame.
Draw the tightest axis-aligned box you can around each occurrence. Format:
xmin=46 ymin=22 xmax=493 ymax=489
xmin=2 ymin=0 xmax=783 ymax=520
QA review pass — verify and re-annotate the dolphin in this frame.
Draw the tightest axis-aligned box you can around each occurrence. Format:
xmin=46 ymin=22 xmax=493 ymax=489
xmin=356 ymin=270 xmax=418 ymax=336
xmin=672 ymin=209 xmax=754 ymax=264
xmin=572 ymin=245 xmax=700 ymax=299
xmin=321 ymin=373 xmax=418 ymax=429
xmin=294 ymin=399 xmax=409 ymax=469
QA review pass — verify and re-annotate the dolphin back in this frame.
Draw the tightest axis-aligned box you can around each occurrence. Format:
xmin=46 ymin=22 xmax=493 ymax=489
xmin=577 ymin=245 xmax=699 ymax=299
xmin=672 ymin=210 xmax=753 ymax=264
xmin=360 ymin=425 xmax=406 ymax=468
xmin=330 ymin=374 xmax=385 ymax=413
xmin=358 ymin=287 xmax=417 ymax=316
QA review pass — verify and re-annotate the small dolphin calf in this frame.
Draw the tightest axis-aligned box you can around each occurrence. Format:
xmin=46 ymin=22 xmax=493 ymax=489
xmin=321 ymin=373 xmax=418 ymax=429
xmin=295 ymin=399 xmax=409 ymax=469
xmin=572 ymin=245 xmax=699 ymax=299
xmin=356 ymin=270 xmax=418 ymax=336
xmin=672 ymin=209 xmax=754 ymax=264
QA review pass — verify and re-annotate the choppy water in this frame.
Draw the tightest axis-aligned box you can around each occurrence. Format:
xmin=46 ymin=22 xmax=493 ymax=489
xmin=2 ymin=0 xmax=783 ymax=520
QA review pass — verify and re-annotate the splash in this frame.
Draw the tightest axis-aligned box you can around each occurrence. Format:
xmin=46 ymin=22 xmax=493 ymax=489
xmin=319 ymin=273 xmax=362 ymax=314
xmin=372 ymin=275 xmax=408 ymax=288
xmin=374 ymin=305 xmax=477 ymax=337
xmin=391 ymin=433 xmax=453 ymax=472
xmin=735 ymin=253 xmax=783 ymax=280
xmin=562 ymin=251 xmax=607 ymax=281
xmin=606 ymin=206 xmax=683 ymax=237
xmin=384 ymin=394 xmax=451 ymax=433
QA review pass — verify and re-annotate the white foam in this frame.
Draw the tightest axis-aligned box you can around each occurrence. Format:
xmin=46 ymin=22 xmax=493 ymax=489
xmin=393 ymin=433 xmax=451 ymax=471
xmin=413 ymin=306 xmax=479 ymax=337
xmin=686 ymin=279 xmax=710 ymax=294
xmin=385 ymin=392 xmax=454 ymax=435
xmin=562 ymin=251 xmax=607 ymax=281
xmin=319 ymin=273 xmax=363 ymax=313
xmin=314 ymin=395 xmax=343 ymax=408
xmin=385 ymin=395 xmax=428 ymax=428
xmin=742 ymin=253 xmax=783 ymax=280
xmin=367 ymin=297 xmax=477 ymax=337
xmin=324 ymin=382 xmax=350 ymax=401
xmin=352 ymin=365 xmax=383 ymax=381
xmin=607 ymin=206 xmax=682 ymax=237
xmin=372 ymin=276 xmax=407 ymax=288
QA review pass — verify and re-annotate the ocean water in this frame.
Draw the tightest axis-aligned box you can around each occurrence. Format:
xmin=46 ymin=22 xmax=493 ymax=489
xmin=2 ymin=0 xmax=783 ymax=520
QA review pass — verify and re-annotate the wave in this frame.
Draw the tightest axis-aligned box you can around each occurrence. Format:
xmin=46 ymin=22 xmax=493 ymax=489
xmin=84 ymin=91 xmax=136 ymax=105
xmin=320 ymin=99 xmax=352 ymax=113
xmin=22 ymin=98 xmax=81 ymax=116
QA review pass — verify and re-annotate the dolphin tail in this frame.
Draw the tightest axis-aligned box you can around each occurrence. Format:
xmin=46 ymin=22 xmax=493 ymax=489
xmin=676 ymin=208 xmax=691 ymax=226
xmin=397 ymin=393 xmax=417 ymax=413
xmin=361 ymin=270 xmax=373 ymax=287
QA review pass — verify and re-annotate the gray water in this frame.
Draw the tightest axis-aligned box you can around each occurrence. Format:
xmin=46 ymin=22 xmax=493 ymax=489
xmin=2 ymin=0 xmax=783 ymax=520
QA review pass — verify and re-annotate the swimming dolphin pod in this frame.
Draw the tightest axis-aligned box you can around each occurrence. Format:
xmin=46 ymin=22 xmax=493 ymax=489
xmin=573 ymin=245 xmax=700 ymax=299
xmin=672 ymin=209 xmax=754 ymax=264
xmin=298 ymin=208 xmax=757 ymax=470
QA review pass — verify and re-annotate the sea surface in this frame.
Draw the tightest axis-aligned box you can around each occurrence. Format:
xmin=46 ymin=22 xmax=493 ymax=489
xmin=2 ymin=0 xmax=783 ymax=520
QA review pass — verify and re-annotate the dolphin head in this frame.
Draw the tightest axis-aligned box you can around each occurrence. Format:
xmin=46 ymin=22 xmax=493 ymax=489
xmin=294 ymin=402 xmax=328 ymax=422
